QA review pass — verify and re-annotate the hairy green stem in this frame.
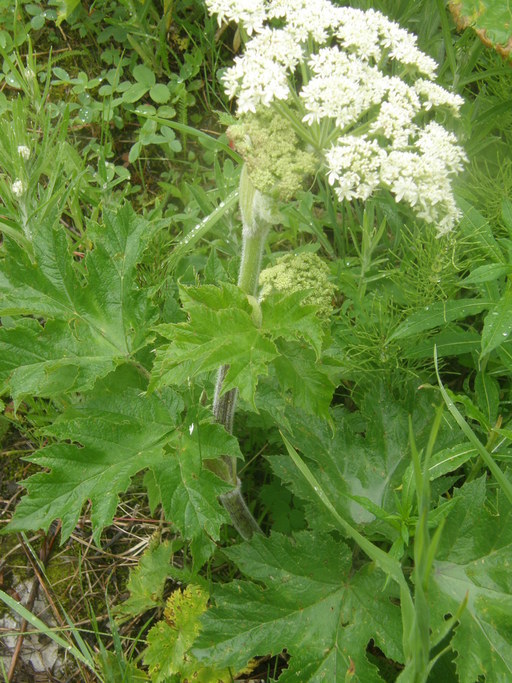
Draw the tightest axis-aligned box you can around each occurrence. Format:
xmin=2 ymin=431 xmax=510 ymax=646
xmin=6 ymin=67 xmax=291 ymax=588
xmin=212 ymin=166 xmax=273 ymax=539
xmin=219 ymin=478 xmax=263 ymax=540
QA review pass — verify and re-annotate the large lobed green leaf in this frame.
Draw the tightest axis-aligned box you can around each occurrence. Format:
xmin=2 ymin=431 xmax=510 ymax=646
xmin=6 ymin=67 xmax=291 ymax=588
xmin=5 ymin=368 xmax=180 ymax=542
xmin=431 ymin=476 xmax=512 ymax=682
xmin=152 ymin=283 xmax=335 ymax=416
xmin=269 ymin=385 xmax=450 ymax=532
xmin=0 ymin=204 xmax=157 ymax=402
xmin=5 ymin=368 xmax=237 ymax=544
xmin=194 ymin=531 xmax=403 ymax=682
xmin=148 ymin=415 xmax=240 ymax=541
xmin=0 ymin=318 xmax=116 ymax=404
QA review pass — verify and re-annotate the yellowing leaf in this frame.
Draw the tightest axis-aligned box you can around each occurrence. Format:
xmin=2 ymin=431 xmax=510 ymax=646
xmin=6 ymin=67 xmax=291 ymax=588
xmin=144 ymin=585 xmax=231 ymax=683
xmin=116 ymin=540 xmax=175 ymax=619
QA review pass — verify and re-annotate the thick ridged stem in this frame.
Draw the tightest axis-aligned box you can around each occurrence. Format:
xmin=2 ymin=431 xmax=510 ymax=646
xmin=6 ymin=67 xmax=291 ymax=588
xmin=212 ymin=166 xmax=273 ymax=539
xmin=220 ymin=478 xmax=264 ymax=540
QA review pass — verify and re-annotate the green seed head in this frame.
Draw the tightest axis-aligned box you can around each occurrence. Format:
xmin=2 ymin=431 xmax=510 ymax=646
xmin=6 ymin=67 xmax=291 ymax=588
xmin=228 ymin=109 xmax=317 ymax=202
xmin=259 ymin=252 xmax=336 ymax=319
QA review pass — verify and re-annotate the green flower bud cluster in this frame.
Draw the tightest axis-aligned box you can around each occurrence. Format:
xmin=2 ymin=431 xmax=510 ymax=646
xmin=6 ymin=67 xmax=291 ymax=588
xmin=259 ymin=252 xmax=336 ymax=319
xmin=227 ymin=109 xmax=317 ymax=202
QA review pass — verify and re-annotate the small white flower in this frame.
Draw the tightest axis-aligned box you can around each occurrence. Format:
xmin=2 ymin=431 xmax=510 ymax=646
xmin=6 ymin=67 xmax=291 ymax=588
xmin=378 ymin=20 xmax=437 ymax=77
xmin=17 ymin=145 xmax=30 ymax=160
xmin=301 ymin=48 xmax=386 ymax=129
xmin=269 ymin=0 xmax=342 ymax=43
xmin=326 ymin=136 xmax=386 ymax=202
xmin=11 ymin=179 xmax=25 ymax=197
xmin=414 ymin=79 xmax=464 ymax=114
xmin=335 ymin=8 xmax=384 ymax=62
xmin=222 ymin=28 xmax=302 ymax=113
xmin=369 ymin=78 xmax=421 ymax=145
xmin=205 ymin=0 xmax=266 ymax=34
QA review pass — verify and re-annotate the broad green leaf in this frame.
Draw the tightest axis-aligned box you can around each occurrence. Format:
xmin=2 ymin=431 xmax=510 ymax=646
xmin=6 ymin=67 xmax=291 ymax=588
xmin=194 ymin=532 xmax=403 ymax=682
xmin=152 ymin=284 xmax=329 ymax=411
xmin=388 ymin=299 xmax=492 ymax=342
xmin=149 ymin=83 xmax=170 ymax=104
xmin=426 ymin=443 xmax=477 ymax=480
xmin=480 ymin=290 xmax=512 ymax=357
xmin=280 ymin=433 xmax=411 ymax=598
xmin=152 ymin=283 xmax=277 ymax=405
xmin=122 ymin=82 xmax=150 ymax=103
xmin=5 ymin=368 xmax=182 ymax=543
xmin=0 ymin=204 xmax=158 ymax=398
xmin=0 ymin=319 xmax=116 ymax=405
xmin=132 ymin=64 xmax=156 ymax=88
xmin=270 ymin=385 xmax=445 ymax=529
xmin=273 ymin=340 xmax=335 ymax=419
xmin=260 ymin=291 xmax=325 ymax=356
xmin=149 ymin=415 xmax=240 ymax=541
xmin=462 ymin=263 xmax=512 ymax=285
xmin=402 ymin=326 xmax=481 ymax=360
xmin=116 ymin=541 xmax=175 ymax=618
xmin=55 ymin=0 xmax=81 ymax=25
xmin=431 ymin=477 xmax=512 ymax=682
xmin=128 ymin=140 xmax=141 ymax=163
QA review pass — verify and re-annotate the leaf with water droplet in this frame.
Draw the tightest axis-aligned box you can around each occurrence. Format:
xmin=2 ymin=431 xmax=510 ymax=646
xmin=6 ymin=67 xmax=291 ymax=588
xmin=388 ymin=299 xmax=492 ymax=342
xmin=481 ymin=290 xmax=512 ymax=358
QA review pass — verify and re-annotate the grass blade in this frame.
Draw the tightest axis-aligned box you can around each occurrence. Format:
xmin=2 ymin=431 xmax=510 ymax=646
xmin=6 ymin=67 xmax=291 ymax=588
xmin=435 ymin=348 xmax=512 ymax=503
xmin=0 ymin=589 xmax=97 ymax=672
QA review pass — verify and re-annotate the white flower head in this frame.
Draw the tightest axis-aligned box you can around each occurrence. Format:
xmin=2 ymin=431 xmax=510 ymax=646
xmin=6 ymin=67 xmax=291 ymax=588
xmin=414 ymin=79 xmax=465 ymax=114
xmin=326 ymin=136 xmax=387 ymax=202
xmin=17 ymin=145 xmax=30 ymax=160
xmin=11 ymin=179 xmax=25 ymax=197
xmin=205 ymin=0 xmax=266 ymax=34
xmin=269 ymin=0 xmax=342 ymax=43
xmin=206 ymin=0 xmax=466 ymax=234
xmin=222 ymin=27 xmax=303 ymax=112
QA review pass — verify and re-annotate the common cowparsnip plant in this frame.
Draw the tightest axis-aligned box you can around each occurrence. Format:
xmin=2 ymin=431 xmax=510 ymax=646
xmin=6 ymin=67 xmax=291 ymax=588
xmin=202 ymin=0 xmax=467 ymax=538
xmin=11 ymin=4 xmax=512 ymax=683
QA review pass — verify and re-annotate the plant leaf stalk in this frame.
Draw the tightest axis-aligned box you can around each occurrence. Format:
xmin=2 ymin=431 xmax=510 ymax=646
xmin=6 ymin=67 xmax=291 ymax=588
xmin=209 ymin=165 xmax=275 ymax=539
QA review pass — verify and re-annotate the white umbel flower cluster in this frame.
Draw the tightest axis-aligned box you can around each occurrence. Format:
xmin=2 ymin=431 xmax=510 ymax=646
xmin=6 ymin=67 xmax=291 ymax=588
xmin=206 ymin=0 xmax=466 ymax=235
xmin=206 ymin=0 xmax=267 ymax=34
xmin=17 ymin=145 xmax=31 ymax=160
xmin=11 ymin=179 xmax=26 ymax=197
